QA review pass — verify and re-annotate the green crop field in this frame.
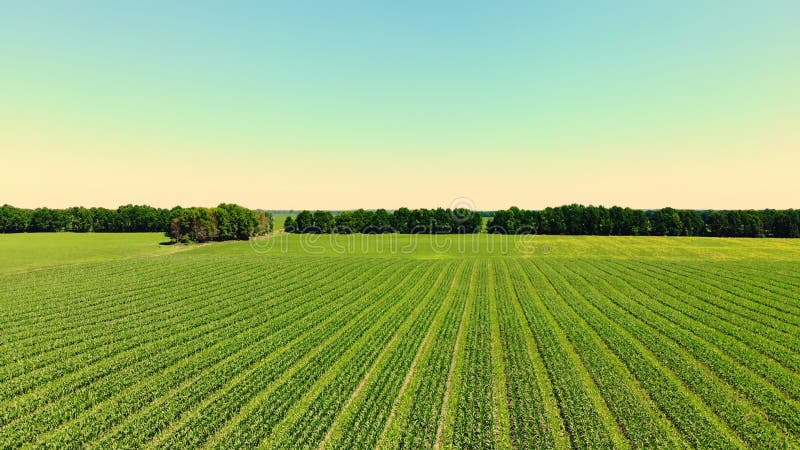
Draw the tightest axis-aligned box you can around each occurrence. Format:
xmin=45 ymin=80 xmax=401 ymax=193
xmin=0 ymin=233 xmax=187 ymax=274
xmin=1 ymin=233 xmax=799 ymax=449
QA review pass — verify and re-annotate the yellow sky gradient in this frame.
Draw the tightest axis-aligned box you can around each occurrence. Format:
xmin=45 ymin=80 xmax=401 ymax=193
xmin=4 ymin=121 xmax=798 ymax=211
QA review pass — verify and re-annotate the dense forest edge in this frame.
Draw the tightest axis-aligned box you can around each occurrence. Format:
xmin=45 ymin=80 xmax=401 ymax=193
xmin=285 ymin=208 xmax=483 ymax=235
xmin=0 ymin=204 xmax=272 ymax=243
xmin=285 ymin=206 xmax=800 ymax=238
xmin=2 ymin=204 xmax=799 ymax=239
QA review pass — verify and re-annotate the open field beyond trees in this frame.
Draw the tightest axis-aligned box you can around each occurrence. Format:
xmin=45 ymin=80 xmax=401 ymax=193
xmin=1 ymin=233 xmax=799 ymax=448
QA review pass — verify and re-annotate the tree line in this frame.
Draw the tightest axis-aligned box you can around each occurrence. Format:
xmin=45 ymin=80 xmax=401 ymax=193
xmin=285 ymin=208 xmax=484 ymax=234
xmin=0 ymin=204 xmax=272 ymax=242
xmin=487 ymin=205 xmax=800 ymax=238
xmin=0 ymin=204 xmax=171 ymax=233
xmin=4 ymin=203 xmax=798 ymax=238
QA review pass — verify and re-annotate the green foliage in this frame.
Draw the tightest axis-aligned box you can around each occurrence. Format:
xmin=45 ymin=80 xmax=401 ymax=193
xmin=0 ymin=205 xmax=32 ymax=232
xmin=0 ymin=204 xmax=170 ymax=233
xmin=3 ymin=203 xmax=798 ymax=238
xmin=165 ymin=204 xmax=271 ymax=243
xmin=286 ymin=208 xmax=482 ymax=234
xmin=283 ymin=216 xmax=295 ymax=232
xmin=487 ymin=204 xmax=800 ymax=237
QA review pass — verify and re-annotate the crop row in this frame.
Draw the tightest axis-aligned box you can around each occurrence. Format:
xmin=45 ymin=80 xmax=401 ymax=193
xmin=0 ymin=258 xmax=381 ymax=448
xmin=27 ymin=259 xmax=385 ymax=448
xmin=82 ymin=259 xmax=400 ymax=450
xmin=2 ymin=249 xmax=798 ymax=449
xmin=544 ymin=258 xmax=796 ymax=447
xmin=260 ymin=262 xmax=450 ymax=449
xmin=504 ymin=260 xmax=619 ymax=448
xmin=494 ymin=259 xmax=565 ymax=449
xmin=605 ymin=260 xmax=800 ymax=399
xmin=147 ymin=260 xmax=424 ymax=448
xmin=320 ymin=262 xmax=460 ymax=450
xmin=447 ymin=260 xmax=495 ymax=449
xmin=594 ymin=261 xmax=800 ymax=440
xmin=375 ymin=262 xmax=473 ymax=449
xmin=674 ymin=261 xmax=800 ymax=316
xmin=0 ymin=259 xmax=316 ymax=400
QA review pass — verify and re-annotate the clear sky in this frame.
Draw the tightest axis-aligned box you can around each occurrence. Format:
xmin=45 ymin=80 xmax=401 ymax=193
xmin=2 ymin=1 xmax=798 ymax=210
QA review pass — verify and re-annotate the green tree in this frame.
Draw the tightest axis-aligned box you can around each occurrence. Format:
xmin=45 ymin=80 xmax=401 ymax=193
xmin=294 ymin=210 xmax=314 ymax=233
xmin=313 ymin=210 xmax=335 ymax=233
xmin=283 ymin=216 xmax=295 ymax=232
xmin=392 ymin=207 xmax=411 ymax=233
xmin=650 ymin=208 xmax=683 ymax=236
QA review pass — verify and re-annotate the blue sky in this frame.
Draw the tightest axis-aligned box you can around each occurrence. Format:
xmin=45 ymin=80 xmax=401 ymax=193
xmin=2 ymin=1 xmax=799 ymax=209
